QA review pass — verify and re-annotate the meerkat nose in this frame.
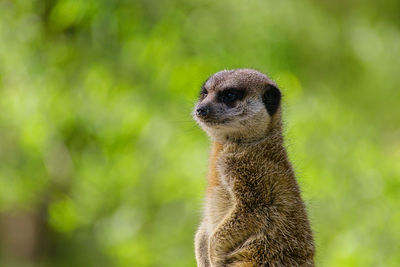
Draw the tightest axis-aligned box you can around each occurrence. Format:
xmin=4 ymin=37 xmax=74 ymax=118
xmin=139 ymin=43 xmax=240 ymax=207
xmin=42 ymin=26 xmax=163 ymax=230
xmin=196 ymin=106 xmax=210 ymax=117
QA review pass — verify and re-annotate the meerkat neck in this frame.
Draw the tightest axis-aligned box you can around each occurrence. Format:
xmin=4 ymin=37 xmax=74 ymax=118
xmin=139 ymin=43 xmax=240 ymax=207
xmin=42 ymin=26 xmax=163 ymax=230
xmin=216 ymin=120 xmax=284 ymax=146
xmin=212 ymin=111 xmax=284 ymax=145
xmin=207 ymin=141 xmax=223 ymax=192
xmin=223 ymin=124 xmax=289 ymax=167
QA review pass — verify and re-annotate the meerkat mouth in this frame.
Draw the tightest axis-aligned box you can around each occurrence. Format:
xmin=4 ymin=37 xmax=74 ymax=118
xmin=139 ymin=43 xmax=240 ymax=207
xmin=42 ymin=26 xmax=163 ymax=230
xmin=198 ymin=117 xmax=232 ymax=126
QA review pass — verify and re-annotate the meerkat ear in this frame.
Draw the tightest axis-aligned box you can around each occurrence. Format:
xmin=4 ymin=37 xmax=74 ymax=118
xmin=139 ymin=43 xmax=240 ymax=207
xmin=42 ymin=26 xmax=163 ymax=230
xmin=262 ymin=84 xmax=281 ymax=116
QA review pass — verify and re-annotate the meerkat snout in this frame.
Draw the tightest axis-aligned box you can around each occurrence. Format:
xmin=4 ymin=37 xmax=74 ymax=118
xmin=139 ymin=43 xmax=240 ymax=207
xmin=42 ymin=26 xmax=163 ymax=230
xmin=193 ymin=69 xmax=282 ymax=143
xmin=195 ymin=106 xmax=210 ymax=118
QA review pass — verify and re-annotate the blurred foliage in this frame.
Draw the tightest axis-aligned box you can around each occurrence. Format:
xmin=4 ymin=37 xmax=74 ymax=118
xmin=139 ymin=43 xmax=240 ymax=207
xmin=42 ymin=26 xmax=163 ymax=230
xmin=0 ymin=0 xmax=399 ymax=266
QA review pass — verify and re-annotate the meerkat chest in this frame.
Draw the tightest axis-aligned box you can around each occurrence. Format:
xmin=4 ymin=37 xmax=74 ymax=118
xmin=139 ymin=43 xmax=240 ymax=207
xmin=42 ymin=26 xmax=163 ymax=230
xmin=205 ymin=184 xmax=234 ymax=233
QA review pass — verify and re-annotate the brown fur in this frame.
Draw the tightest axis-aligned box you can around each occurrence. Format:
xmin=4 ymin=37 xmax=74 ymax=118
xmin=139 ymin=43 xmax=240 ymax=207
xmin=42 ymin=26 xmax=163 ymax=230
xmin=208 ymin=142 xmax=223 ymax=192
xmin=193 ymin=69 xmax=315 ymax=267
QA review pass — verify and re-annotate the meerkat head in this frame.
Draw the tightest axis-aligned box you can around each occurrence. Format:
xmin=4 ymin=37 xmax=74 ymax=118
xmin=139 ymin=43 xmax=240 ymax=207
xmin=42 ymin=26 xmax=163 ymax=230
xmin=193 ymin=69 xmax=281 ymax=143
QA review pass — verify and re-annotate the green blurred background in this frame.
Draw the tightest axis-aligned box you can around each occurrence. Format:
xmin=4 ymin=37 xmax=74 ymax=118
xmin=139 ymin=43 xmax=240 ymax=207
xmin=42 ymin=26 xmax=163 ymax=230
xmin=0 ymin=0 xmax=399 ymax=266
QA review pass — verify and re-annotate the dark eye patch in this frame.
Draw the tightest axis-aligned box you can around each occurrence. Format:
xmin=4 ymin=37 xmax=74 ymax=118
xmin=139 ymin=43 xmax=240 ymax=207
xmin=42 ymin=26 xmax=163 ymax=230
xmin=217 ymin=88 xmax=246 ymax=106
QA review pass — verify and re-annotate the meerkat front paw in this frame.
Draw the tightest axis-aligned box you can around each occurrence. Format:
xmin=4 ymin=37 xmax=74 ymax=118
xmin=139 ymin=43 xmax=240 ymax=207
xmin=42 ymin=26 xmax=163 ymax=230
xmin=208 ymin=233 xmax=227 ymax=267
xmin=227 ymin=262 xmax=254 ymax=267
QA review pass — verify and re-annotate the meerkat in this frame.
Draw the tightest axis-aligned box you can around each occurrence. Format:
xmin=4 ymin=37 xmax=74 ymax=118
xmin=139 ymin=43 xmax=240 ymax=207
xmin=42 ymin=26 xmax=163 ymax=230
xmin=193 ymin=69 xmax=315 ymax=267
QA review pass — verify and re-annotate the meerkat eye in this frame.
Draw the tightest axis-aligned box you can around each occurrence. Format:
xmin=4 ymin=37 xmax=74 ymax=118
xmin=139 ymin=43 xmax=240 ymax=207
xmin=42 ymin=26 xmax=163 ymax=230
xmin=200 ymin=88 xmax=208 ymax=99
xmin=218 ymin=89 xmax=245 ymax=105
xmin=226 ymin=92 xmax=237 ymax=101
